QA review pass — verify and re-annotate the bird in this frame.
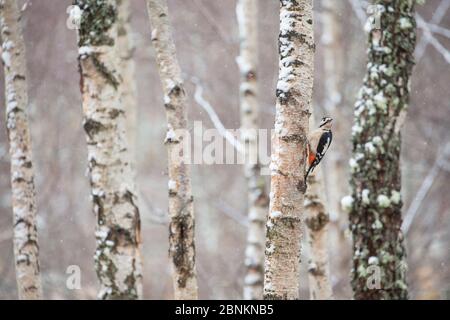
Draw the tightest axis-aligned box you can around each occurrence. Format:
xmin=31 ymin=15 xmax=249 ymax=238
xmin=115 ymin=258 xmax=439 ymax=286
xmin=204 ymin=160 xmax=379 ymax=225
xmin=305 ymin=117 xmax=333 ymax=180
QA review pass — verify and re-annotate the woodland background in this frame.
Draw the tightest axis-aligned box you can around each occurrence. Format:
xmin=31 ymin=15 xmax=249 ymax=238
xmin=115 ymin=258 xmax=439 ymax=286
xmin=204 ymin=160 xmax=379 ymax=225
xmin=0 ymin=0 xmax=449 ymax=299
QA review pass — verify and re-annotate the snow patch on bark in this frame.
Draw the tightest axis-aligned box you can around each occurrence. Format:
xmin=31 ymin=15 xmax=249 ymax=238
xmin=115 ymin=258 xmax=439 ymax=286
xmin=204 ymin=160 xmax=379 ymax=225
xmin=341 ymin=196 xmax=354 ymax=213
xmin=377 ymin=194 xmax=391 ymax=208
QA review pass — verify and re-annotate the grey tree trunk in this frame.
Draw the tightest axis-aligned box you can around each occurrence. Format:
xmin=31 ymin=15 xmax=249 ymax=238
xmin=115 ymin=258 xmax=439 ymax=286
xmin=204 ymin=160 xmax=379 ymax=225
xmin=146 ymin=0 xmax=198 ymax=300
xmin=0 ymin=0 xmax=43 ymax=300
xmin=236 ymin=0 xmax=269 ymax=300
xmin=264 ymin=0 xmax=314 ymax=300
xmin=347 ymin=0 xmax=416 ymax=300
xmin=320 ymin=0 xmax=350 ymax=297
xmin=75 ymin=0 xmax=143 ymax=299
xmin=305 ymin=119 xmax=332 ymax=300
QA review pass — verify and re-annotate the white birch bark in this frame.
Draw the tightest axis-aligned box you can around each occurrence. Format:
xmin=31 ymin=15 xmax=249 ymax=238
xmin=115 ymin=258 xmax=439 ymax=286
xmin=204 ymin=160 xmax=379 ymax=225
xmin=304 ymin=117 xmax=332 ymax=300
xmin=117 ymin=0 xmax=138 ymax=160
xmin=236 ymin=0 xmax=269 ymax=300
xmin=0 ymin=0 xmax=43 ymax=300
xmin=146 ymin=0 xmax=198 ymax=300
xmin=264 ymin=0 xmax=314 ymax=300
xmin=75 ymin=0 xmax=142 ymax=299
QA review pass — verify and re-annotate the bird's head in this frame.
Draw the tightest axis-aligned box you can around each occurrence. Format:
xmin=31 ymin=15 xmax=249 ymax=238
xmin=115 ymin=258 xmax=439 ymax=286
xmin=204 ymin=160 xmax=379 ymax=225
xmin=319 ymin=117 xmax=333 ymax=130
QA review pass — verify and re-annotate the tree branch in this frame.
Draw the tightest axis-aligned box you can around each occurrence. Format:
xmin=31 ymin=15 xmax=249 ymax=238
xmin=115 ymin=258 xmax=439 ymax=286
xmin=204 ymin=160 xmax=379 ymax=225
xmin=348 ymin=0 xmax=367 ymax=26
xmin=214 ymin=200 xmax=249 ymax=228
xmin=415 ymin=0 xmax=450 ymax=59
xmin=191 ymin=77 xmax=245 ymax=154
xmin=347 ymin=0 xmax=450 ymax=64
xmin=416 ymin=14 xmax=450 ymax=64
xmin=403 ymin=143 xmax=450 ymax=234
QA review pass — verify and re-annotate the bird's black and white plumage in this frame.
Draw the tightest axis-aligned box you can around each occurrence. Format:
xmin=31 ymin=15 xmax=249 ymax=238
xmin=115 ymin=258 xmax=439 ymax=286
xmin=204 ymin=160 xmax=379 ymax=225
xmin=305 ymin=117 xmax=333 ymax=180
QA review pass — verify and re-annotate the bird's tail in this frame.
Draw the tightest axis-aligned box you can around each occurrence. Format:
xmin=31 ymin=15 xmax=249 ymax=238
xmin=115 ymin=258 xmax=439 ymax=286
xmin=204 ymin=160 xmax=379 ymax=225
xmin=305 ymin=164 xmax=315 ymax=181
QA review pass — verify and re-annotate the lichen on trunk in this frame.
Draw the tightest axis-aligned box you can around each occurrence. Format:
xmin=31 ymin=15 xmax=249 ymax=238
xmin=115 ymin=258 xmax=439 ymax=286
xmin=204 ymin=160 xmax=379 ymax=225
xmin=347 ymin=0 xmax=417 ymax=300
xmin=0 ymin=0 xmax=43 ymax=300
xmin=74 ymin=0 xmax=143 ymax=299
xmin=264 ymin=0 xmax=314 ymax=300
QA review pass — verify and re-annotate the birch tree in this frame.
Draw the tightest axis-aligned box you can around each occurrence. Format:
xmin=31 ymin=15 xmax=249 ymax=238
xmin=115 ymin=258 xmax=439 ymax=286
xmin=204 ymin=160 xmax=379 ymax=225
xmin=320 ymin=0 xmax=346 ymax=221
xmin=305 ymin=120 xmax=332 ymax=300
xmin=146 ymin=0 xmax=198 ymax=300
xmin=117 ymin=0 xmax=138 ymax=159
xmin=346 ymin=0 xmax=417 ymax=299
xmin=0 ymin=0 xmax=42 ymax=300
xmin=320 ymin=0 xmax=351 ymax=296
xmin=74 ymin=0 xmax=142 ymax=299
xmin=236 ymin=0 xmax=269 ymax=300
xmin=264 ymin=0 xmax=314 ymax=300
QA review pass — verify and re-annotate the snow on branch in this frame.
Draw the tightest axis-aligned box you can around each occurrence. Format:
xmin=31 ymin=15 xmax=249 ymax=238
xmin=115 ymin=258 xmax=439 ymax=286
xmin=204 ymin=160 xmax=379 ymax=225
xmin=191 ymin=77 xmax=245 ymax=154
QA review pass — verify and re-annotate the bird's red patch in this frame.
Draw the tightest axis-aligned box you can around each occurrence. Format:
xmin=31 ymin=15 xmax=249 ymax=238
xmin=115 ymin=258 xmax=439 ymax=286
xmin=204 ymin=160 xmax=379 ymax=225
xmin=308 ymin=151 xmax=316 ymax=166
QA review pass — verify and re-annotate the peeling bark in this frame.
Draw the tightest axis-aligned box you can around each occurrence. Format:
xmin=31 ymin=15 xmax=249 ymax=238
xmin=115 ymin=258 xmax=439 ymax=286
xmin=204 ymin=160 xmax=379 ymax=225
xmin=146 ymin=0 xmax=198 ymax=300
xmin=348 ymin=0 xmax=417 ymax=300
xmin=74 ymin=0 xmax=142 ymax=300
xmin=264 ymin=0 xmax=314 ymax=300
xmin=0 ymin=0 xmax=43 ymax=300
xmin=236 ymin=0 xmax=269 ymax=300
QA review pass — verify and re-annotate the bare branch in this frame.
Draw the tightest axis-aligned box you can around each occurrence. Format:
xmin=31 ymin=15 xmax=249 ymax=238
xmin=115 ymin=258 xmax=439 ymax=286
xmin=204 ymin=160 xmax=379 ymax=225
xmin=416 ymin=0 xmax=450 ymax=59
xmin=347 ymin=0 xmax=367 ymax=26
xmin=416 ymin=14 xmax=450 ymax=64
xmin=191 ymin=77 xmax=245 ymax=154
xmin=403 ymin=143 xmax=450 ymax=234
xmin=402 ymin=161 xmax=440 ymax=235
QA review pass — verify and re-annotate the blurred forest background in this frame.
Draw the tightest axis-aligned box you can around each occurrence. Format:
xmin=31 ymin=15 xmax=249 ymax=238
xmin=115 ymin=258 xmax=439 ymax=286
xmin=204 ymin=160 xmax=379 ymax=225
xmin=0 ymin=0 xmax=449 ymax=299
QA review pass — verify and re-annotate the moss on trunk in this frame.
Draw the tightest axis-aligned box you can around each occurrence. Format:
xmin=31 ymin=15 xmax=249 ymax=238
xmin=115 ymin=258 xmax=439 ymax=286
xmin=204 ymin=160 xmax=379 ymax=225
xmin=348 ymin=0 xmax=417 ymax=300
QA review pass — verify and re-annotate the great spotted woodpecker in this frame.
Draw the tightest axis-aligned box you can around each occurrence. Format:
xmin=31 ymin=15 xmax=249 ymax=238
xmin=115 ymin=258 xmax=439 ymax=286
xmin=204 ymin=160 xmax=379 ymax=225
xmin=305 ymin=117 xmax=333 ymax=180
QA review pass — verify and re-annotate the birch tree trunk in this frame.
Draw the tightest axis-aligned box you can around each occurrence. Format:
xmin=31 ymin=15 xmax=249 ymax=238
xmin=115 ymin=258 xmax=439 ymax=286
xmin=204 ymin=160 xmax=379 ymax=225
xmin=264 ymin=0 xmax=314 ymax=300
xmin=236 ymin=0 xmax=269 ymax=301
xmin=305 ymin=120 xmax=332 ymax=300
xmin=75 ymin=0 xmax=142 ymax=299
xmin=0 ymin=0 xmax=42 ymax=300
xmin=146 ymin=0 xmax=198 ymax=300
xmin=117 ymin=0 xmax=138 ymax=160
xmin=347 ymin=0 xmax=417 ymax=300
xmin=320 ymin=0 xmax=346 ymax=221
xmin=320 ymin=0 xmax=351 ymax=297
